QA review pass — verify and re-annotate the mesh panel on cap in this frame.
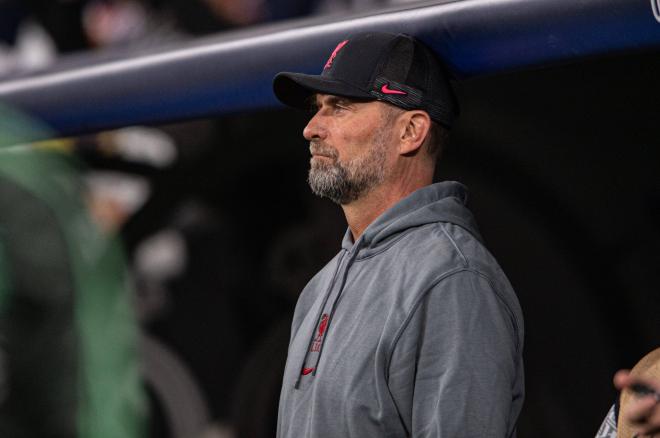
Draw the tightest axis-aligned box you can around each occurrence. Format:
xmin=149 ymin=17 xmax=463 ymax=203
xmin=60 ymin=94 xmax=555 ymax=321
xmin=377 ymin=36 xmax=414 ymax=86
xmin=408 ymin=42 xmax=429 ymax=94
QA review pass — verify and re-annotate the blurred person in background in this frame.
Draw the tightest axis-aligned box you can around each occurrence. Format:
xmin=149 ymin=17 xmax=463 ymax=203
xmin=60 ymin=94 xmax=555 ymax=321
xmin=0 ymin=0 xmax=58 ymax=75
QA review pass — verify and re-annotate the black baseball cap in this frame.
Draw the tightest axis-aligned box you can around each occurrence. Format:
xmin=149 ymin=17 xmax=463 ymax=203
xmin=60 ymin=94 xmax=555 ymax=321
xmin=273 ymin=32 xmax=458 ymax=128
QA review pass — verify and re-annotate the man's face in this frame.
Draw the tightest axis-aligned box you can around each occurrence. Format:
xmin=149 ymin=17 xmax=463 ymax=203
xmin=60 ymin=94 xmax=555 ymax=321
xmin=304 ymin=94 xmax=397 ymax=204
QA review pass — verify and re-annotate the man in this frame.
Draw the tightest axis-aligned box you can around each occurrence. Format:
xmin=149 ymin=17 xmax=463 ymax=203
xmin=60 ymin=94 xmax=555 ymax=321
xmin=272 ymin=32 xmax=524 ymax=437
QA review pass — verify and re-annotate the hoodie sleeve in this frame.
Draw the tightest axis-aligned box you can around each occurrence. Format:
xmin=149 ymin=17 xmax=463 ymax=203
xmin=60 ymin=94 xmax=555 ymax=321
xmin=387 ymin=269 xmax=522 ymax=438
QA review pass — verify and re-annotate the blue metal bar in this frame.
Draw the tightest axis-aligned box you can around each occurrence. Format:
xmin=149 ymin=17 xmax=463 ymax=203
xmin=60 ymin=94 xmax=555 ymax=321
xmin=0 ymin=0 xmax=659 ymax=138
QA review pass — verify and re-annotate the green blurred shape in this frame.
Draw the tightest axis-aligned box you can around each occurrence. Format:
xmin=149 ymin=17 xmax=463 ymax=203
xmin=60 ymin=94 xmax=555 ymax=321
xmin=0 ymin=103 xmax=55 ymax=148
xmin=0 ymin=114 xmax=146 ymax=437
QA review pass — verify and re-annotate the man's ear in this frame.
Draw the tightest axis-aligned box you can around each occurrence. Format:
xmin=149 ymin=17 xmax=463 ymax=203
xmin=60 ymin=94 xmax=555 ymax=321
xmin=399 ymin=110 xmax=431 ymax=155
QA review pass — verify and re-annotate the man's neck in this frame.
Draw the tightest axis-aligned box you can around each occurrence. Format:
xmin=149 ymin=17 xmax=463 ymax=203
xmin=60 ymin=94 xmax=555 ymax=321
xmin=342 ymin=175 xmax=432 ymax=241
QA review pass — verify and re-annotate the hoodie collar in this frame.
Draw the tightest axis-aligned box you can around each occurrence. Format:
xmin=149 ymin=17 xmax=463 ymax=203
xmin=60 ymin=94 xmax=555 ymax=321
xmin=341 ymin=181 xmax=482 ymax=253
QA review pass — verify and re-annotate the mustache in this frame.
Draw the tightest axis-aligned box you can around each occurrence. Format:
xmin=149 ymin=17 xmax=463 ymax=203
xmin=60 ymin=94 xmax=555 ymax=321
xmin=309 ymin=142 xmax=338 ymax=159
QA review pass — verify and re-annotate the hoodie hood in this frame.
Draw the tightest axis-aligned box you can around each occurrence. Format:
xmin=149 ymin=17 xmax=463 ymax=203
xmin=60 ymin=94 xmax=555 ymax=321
xmin=341 ymin=181 xmax=483 ymax=254
xmin=294 ymin=181 xmax=485 ymax=389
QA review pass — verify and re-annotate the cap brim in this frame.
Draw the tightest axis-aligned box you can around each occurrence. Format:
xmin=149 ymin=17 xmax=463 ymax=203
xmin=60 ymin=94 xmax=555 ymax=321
xmin=273 ymin=72 xmax=374 ymax=110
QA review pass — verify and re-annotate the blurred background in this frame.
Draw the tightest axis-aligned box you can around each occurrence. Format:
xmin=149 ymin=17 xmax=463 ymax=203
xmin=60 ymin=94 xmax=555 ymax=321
xmin=0 ymin=0 xmax=658 ymax=437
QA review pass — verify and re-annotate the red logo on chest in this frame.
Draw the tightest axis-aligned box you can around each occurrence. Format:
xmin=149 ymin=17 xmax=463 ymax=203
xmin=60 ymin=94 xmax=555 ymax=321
xmin=324 ymin=40 xmax=349 ymax=69
xmin=311 ymin=314 xmax=329 ymax=352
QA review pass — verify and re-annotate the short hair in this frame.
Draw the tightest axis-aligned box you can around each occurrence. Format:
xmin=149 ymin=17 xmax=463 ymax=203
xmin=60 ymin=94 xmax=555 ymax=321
xmin=381 ymin=103 xmax=449 ymax=160
xmin=423 ymin=121 xmax=449 ymax=160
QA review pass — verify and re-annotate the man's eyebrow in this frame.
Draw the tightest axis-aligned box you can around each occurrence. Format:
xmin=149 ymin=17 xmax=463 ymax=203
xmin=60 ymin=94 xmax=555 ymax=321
xmin=327 ymin=96 xmax=352 ymax=106
xmin=306 ymin=95 xmax=362 ymax=113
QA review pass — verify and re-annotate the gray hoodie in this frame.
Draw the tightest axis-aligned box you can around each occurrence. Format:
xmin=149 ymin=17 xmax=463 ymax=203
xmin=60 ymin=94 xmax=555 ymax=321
xmin=277 ymin=181 xmax=524 ymax=438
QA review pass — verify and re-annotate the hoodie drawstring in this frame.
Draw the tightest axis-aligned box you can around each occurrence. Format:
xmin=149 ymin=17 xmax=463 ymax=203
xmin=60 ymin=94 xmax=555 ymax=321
xmin=294 ymin=250 xmax=346 ymax=389
xmin=294 ymin=238 xmax=364 ymax=388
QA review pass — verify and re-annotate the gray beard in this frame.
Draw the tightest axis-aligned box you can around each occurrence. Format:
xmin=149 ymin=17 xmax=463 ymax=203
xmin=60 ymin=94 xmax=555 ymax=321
xmin=307 ymin=137 xmax=387 ymax=205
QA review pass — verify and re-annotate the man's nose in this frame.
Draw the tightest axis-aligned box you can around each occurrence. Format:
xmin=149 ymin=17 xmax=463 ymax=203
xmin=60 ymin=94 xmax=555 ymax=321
xmin=303 ymin=113 xmax=326 ymax=141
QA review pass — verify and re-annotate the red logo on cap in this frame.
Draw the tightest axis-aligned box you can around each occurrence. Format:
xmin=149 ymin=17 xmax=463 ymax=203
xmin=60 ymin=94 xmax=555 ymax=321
xmin=324 ymin=40 xmax=349 ymax=70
